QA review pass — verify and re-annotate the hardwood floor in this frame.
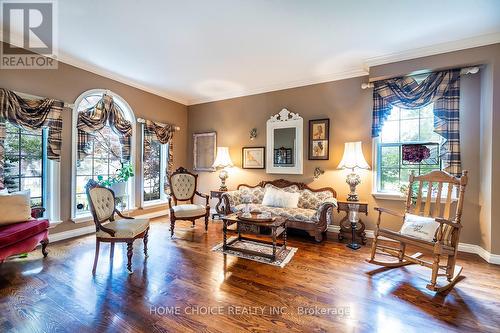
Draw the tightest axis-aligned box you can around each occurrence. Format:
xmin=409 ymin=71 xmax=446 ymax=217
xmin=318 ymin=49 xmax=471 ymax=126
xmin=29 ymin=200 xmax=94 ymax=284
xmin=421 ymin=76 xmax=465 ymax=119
xmin=1 ymin=217 xmax=500 ymax=333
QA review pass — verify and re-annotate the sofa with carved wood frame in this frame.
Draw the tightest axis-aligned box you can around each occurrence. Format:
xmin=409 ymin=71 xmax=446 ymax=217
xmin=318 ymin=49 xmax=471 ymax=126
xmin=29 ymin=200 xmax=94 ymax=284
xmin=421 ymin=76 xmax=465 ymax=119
xmin=222 ymin=179 xmax=337 ymax=242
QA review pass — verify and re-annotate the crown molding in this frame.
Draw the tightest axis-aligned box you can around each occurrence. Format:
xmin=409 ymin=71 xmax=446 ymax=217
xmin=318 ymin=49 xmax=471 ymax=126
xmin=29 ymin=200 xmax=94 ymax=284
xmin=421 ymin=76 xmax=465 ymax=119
xmin=56 ymin=52 xmax=190 ymax=105
xmin=187 ymin=68 xmax=368 ymax=105
xmin=364 ymin=32 xmax=500 ymax=68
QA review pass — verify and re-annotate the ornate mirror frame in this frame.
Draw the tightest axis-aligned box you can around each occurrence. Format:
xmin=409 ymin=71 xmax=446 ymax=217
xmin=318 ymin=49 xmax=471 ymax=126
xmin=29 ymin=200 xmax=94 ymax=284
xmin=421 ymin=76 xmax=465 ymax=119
xmin=266 ymin=108 xmax=303 ymax=174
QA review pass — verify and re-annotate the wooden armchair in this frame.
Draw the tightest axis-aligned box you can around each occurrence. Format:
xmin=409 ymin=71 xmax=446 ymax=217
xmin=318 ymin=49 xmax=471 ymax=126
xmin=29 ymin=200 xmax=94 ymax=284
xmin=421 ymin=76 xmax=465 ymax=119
xmin=168 ymin=167 xmax=210 ymax=237
xmin=367 ymin=170 xmax=468 ymax=292
xmin=86 ymin=180 xmax=150 ymax=274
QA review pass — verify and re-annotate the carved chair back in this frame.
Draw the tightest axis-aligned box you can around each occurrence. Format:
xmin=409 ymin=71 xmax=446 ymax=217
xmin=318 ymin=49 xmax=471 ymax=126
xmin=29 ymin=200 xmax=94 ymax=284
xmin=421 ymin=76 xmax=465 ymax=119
xmin=237 ymin=179 xmax=337 ymax=198
xmin=169 ymin=167 xmax=198 ymax=205
xmin=406 ymin=170 xmax=468 ymax=221
xmin=86 ymin=180 xmax=117 ymax=230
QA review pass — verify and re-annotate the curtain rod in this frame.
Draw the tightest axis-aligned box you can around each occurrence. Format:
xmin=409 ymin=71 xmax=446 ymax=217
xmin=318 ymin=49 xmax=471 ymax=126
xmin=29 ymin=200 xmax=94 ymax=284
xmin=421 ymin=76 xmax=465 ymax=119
xmin=360 ymin=66 xmax=480 ymax=89
xmin=137 ymin=117 xmax=181 ymax=131
xmin=13 ymin=90 xmax=75 ymax=108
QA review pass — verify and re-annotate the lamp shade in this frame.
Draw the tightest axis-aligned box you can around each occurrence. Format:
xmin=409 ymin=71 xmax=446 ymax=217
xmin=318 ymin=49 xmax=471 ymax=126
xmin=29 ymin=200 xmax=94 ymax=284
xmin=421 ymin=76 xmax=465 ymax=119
xmin=212 ymin=147 xmax=234 ymax=168
xmin=337 ymin=141 xmax=370 ymax=170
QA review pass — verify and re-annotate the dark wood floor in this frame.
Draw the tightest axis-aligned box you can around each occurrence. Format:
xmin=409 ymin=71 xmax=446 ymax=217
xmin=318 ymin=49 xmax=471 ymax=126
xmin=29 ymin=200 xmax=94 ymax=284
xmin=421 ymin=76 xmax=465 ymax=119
xmin=1 ymin=218 xmax=500 ymax=333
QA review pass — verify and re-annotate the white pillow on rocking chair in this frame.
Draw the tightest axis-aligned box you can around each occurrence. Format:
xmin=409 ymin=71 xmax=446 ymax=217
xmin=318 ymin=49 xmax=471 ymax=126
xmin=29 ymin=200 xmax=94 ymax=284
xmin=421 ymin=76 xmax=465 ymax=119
xmin=400 ymin=213 xmax=440 ymax=242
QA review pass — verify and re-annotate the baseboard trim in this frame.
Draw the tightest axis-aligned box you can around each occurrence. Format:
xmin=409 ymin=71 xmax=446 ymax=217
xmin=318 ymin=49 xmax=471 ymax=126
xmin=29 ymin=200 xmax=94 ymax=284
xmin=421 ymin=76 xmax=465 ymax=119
xmin=327 ymin=225 xmax=500 ymax=265
xmin=49 ymin=211 xmax=169 ymax=243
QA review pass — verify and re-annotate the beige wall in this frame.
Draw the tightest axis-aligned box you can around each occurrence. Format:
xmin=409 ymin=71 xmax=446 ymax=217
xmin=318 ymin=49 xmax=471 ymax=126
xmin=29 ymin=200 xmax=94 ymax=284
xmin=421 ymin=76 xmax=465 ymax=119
xmin=0 ymin=43 xmax=188 ymax=233
xmin=188 ymin=44 xmax=500 ymax=251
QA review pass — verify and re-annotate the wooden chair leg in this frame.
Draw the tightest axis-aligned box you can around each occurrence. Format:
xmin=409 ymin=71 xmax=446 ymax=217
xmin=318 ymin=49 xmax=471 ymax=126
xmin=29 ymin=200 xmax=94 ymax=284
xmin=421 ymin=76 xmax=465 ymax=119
xmin=40 ymin=239 xmax=49 ymax=258
xmin=110 ymin=243 xmax=115 ymax=259
xmin=398 ymin=242 xmax=406 ymax=262
xmin=92 ymin=240 xmax=100 ymax=275
xmin=429 ymin=253 xmax=440 ymax=288
xmin=143 ymin=228 xmax=149 ymax=257
xmin=192 ymin=220 xmax=196 ymax=228
xmin=446 ymin=254 xmax=456 ymax=281
xmin=127 ymin=242 xmax=133 ymax=274
xmin=205 ymin=215 xmax=209 ymax=232
xmin=369 ymin=231 xmax=378 ymax=261
xmin=170 ymin=220 xmax=175 ymax=238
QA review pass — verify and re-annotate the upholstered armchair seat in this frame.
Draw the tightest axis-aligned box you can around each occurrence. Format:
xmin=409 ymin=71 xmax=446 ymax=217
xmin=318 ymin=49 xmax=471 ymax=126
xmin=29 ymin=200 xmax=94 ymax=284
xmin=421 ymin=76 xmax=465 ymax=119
xmin=171 ymin=204 xmax=207 ymax=218
xmin=168 ymin=167 xmax=210 ymax=237
xmin=96 ymin=218 xmax=150 ymax=239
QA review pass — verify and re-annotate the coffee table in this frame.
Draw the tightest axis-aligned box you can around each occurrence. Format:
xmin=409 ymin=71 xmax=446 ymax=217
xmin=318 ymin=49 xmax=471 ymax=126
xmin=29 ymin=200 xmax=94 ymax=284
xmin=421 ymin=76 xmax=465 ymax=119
xmin=221 ymin=213 xmax=287 ymax=262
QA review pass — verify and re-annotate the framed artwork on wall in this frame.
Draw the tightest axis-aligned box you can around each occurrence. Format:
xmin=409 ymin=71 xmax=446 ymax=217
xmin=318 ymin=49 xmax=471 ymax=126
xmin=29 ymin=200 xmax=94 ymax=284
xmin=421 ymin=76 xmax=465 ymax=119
xmin=193 ymin=131 xmax=217 ymax=171
xmin=242 ymin=147 xmax=265 ymax=169
xmin=308 ymin=119 xmax=330 ymax=160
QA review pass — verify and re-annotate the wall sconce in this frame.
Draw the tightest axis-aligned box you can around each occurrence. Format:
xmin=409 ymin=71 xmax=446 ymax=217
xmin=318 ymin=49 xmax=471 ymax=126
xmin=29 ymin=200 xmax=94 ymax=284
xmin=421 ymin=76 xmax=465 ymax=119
xmin=313 ymin=167 xmax=325 ymax=180
xmin=249 ymin=128 xmax=257 ymax=140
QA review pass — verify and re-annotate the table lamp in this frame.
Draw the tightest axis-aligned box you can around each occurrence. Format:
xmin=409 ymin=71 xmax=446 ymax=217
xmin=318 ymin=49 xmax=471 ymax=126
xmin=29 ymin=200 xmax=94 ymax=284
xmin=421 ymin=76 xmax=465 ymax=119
xmin=212 ymin=147 xmax=234 ymax=191
xmin=337 ymin=141 xmax=370 ymax=201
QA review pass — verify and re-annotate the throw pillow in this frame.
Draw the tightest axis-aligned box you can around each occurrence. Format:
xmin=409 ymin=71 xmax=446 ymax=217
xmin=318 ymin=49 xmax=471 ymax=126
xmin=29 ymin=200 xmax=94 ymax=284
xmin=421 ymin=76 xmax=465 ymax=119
xmin=400 ymin=213 xmax=440 ymax=242
xmin=0 ymin=190 xmax=32 ymax=226
xmin=262 ymin=186 xmax=300 ymax=208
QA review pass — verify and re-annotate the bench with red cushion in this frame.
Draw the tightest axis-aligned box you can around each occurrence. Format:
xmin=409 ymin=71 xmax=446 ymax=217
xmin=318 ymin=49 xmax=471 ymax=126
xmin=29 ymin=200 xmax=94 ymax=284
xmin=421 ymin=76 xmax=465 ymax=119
xmin=0 ymin=216 xmax=49 ymax=263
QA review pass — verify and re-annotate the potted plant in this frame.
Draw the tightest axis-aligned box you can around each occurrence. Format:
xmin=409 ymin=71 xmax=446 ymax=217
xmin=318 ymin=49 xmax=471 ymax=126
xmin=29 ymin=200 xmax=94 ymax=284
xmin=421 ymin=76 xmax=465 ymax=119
xmin=97 ymin=163 xmax=134 ymax=199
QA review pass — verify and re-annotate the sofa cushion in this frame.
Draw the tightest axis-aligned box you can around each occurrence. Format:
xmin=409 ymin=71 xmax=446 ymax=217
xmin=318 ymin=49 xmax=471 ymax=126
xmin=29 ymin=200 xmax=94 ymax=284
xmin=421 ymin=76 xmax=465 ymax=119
xmin=298 ymin=189 xmax=334 ymax=210
xmin=0 ymin=219 xmax=49 ymax=249
xmin=239 ymin=186 xmax=265 ymax=204
xmin=262 ymin=186 xmax=300 ymax=208
xmin=96 ymin=218 xmax=150 ymax=239
xmin=0 ymin=191 xmax=32 ymax=226
xmin=233 ymin=204 xmax=316 ymax=223
xmin=264 ymin=183 xmax=300 ymax=193
xmin=172 ymin=204 xmax=207 ymax=218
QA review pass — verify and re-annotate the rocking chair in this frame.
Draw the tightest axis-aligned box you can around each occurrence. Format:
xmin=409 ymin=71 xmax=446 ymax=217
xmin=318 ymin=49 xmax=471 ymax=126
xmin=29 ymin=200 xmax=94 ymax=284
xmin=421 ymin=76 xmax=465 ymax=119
xmin=367 ymin=170 xmax=468 ymax=292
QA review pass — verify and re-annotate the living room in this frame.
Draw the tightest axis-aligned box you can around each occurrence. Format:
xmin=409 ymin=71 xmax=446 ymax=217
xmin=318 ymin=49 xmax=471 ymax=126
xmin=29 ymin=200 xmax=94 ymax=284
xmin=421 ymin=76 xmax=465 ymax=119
xmin=1 ymin=1 xmax=500 ymax=332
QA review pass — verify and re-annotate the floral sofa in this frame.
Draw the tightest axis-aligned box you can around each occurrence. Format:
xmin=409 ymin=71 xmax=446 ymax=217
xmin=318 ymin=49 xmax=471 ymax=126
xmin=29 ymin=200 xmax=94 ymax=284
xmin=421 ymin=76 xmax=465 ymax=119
xmin=222 ymin=179 xmax=337 ymax=242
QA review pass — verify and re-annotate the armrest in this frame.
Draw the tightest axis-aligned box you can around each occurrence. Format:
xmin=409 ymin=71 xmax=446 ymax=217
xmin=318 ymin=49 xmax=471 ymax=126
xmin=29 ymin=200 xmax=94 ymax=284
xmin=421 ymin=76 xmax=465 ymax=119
xmin=374 ymin=207 xmax=404 ymax=218
xmin=115 ymin=209 xmax=134 ymax=219
xmin=314 ymin=197 xmax=337 ymax=227
xmin=435 ymin=218 xmax=461 ymax=229
xmin=317 ymin=197 xmax=338 ymax=212
xmin=221 ymin=190 xmax=242 ymax=214
xmin=195 ymin=191 xmax=209 ymax=205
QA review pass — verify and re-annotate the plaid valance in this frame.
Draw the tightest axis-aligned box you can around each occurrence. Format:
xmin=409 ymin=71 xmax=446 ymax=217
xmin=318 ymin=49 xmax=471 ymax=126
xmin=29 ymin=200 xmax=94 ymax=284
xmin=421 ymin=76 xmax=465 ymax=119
xmin=144 ymin=119 xmax=175 ymax=193
xmin=371 ymin=69 xmax=461 ymax=176
xmin=0 ymin=89 xmax=64 ymax=188
xmin=77 ymin=94 xmax=132 ymax=163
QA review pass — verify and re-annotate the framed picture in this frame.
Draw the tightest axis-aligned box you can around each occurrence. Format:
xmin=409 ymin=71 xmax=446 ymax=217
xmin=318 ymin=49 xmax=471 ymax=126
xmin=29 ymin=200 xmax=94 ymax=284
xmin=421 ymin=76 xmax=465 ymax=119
xmin=193 ymin=132 xmax=217 ymax=171
xmin=309 ymin=119 xmax=329 ymax=160
xmin=242 ymin=147 xmax=265 ymax=169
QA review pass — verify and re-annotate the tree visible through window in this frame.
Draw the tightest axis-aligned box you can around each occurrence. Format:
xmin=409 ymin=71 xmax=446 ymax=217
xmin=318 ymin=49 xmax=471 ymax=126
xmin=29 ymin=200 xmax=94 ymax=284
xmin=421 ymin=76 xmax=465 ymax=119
xmin=377 ymin=104 xmax=443 ymax=192
xmin=4 ymin=122 xmax=46 ymax=207
xmin=74 ymin=93 xmax=129 ymax=215
xmin=143 ymin=127 xmax=167 ymax=203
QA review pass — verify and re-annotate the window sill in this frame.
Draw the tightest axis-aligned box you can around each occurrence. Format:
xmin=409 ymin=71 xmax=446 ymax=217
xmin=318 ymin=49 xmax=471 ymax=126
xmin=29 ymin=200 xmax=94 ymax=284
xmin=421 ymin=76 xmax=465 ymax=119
xmin=372 ymin=192 xmax=458 ymax=202
xmin=142 ymin=199 xmax=169 ymax=209
xmin=372 ymin=192 xmax=406 ymax=201
xmin=49 ymin=220 xmax=63 ymax=228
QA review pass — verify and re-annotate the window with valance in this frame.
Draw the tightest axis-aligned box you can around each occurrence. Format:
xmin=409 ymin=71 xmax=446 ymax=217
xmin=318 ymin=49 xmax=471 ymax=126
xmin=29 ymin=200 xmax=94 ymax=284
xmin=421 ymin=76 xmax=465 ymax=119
xmin=0 ymin=88 xmax=63 ymax=219
xmin=72 ymin=90 xmax=136 ymax=219
xmin=371 ymin=69 xmax=462 ymax=193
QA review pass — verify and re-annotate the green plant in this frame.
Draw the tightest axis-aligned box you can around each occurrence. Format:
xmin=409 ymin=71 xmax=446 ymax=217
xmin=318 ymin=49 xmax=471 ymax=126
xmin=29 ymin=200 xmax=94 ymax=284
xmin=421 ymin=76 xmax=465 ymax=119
xmin=97 ymin=163 xmax=134 ymax=187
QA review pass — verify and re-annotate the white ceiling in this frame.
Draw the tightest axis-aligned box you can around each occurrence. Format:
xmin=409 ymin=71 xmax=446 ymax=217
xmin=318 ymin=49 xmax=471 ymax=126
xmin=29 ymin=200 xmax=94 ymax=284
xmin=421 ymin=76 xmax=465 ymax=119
xmin=10 ymin=1 xmax=500 ymax=104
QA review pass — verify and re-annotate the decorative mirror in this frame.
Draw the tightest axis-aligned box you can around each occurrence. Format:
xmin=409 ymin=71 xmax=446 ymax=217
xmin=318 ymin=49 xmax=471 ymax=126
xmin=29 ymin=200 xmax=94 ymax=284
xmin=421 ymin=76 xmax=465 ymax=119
xmin=266 ymin=108 xmax=303 ymax=174
xmin=193 ymin=132 xmax=217 ymax=171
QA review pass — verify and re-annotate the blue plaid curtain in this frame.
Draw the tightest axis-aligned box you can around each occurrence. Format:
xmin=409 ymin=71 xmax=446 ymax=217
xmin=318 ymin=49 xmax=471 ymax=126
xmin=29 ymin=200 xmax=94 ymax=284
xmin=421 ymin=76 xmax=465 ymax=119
xmin=371 ymin=69 xmax=461 ymax=176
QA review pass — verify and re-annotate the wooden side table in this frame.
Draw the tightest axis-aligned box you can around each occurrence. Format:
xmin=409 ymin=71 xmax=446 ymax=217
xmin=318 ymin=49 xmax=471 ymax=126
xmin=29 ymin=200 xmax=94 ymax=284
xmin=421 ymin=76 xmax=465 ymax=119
xmin=337 ymin=200 xmax=368 ymax=249
xmin=210 ymin=190 xmax=227 ymax=219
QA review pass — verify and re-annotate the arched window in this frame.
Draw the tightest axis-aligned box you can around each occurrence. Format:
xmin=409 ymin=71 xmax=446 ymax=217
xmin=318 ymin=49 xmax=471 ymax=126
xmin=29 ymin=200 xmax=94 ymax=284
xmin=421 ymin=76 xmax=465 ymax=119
xmin=71 ymin=89 xmax=136 ymax=221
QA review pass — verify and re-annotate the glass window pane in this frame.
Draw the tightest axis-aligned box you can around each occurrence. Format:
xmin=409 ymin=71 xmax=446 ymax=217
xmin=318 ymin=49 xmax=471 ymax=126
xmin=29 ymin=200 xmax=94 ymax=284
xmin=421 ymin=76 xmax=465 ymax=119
xmin=381 ymin=146 xmax=400 ymax=168
xmin=4 ymin=156 xmax=20 ymax=175
xmin=22 ymin=177 xmax=42 ymax=197
xmin=419 ymin=117 xmax=435 ymax=141
xmin=76 ymin=175 xmax=92 ymax=194
xmin=387 ymin=107 xmax=399 ymax=121
xmin=20 ymin=135 xmax=42 ymax=157
xmin=380 ymin=168 xmax=400 ymax=192
xmin=420 ymin=104 xmax=434 ymax=118
xmin=21 ymin=157 xmax=42 ymax=177
xmin=31 ymin=197 xmax=42 ymax=207
xmin=400 ymin=119 xmax=419 ymax=142
xmin=381 ymin=121 xmax=399 ymax=143
xmin=77 ymin=157 xmax=93 ymax=175
xmin=400 ymin=108 xmax=420 ymax=120
xmin=4 ymin=176 xmax=20 ymax=192
xmin=93 ymin=158 xmax=108 ymax=176
xmin=400 ymin=168 xmax=419 ymax=185
xmin=75 ymin=194 xmax=90 ymax=214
